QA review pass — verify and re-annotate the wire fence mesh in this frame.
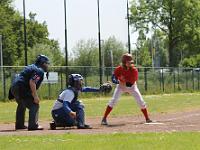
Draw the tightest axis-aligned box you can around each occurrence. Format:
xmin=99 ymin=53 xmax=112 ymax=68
xmin=0 ymin=66 xmax=199 ymax=100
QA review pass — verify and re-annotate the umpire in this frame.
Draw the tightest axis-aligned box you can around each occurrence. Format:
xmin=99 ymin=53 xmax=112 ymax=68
xmin=9 ymin=55 xmax=50 ymax=131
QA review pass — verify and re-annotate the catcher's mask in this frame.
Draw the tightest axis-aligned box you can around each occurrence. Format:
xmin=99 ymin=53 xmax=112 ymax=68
xmin=68 ymin=74 xmax=84 ymax=90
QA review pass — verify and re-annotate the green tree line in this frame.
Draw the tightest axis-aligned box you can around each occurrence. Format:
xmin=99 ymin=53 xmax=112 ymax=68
xmin=130 ymin=0 xmax=200 ymax=67
xmin=0 ymin=0 xmax=63 ymax=66
xmin=1 ymin=0 xmax=200 ymax=68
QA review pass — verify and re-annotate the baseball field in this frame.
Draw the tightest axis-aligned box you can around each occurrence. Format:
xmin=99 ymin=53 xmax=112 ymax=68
xmin=0 ymin=93 xmax=200 ymax=149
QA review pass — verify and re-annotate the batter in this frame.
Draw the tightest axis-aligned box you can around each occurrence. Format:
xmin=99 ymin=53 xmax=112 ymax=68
xmin=101 ymin=53 xmax=152 ymax=125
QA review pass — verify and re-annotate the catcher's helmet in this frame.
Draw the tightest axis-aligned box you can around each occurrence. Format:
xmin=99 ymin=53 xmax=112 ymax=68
xmin=35 ymin=54 xmax=50 ymax=66
xmin=121 ymin=53 xmax=133 ymax=64
xmin=68 ymin=74 xmax=84 ymax=89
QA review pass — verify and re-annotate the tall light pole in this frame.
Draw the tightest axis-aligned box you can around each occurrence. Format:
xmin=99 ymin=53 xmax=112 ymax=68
xmin=97 ymin=0 xmax=103 ymax=85
xmin=64 ymin=0 xmax=68 ymax=87
xmin=127 ymin=0 xmax=131 ymax=54
xmin=23 ymin=0 xmax=28 ymax=65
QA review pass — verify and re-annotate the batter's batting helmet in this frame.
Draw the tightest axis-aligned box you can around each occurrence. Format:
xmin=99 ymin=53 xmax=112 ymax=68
xmin=121 ymin=53 xmax=133 ymax=64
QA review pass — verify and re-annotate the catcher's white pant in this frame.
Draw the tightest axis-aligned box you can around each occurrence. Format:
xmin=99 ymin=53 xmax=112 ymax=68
xmin=108 ymin=83 xmax=146 ymax=109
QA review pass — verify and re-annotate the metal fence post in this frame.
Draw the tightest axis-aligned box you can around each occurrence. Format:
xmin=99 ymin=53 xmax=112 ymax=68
xmin=3 ymin=67 xmax=6 ymax=99
xmin=48 ymin=82 xmax=51 ymax=99
xmin=173 ymin=68 xmax=176 ymax=92
xmin=178 ymin=68 xmax=180 ymax=90
xmin=161 ymin=68 xmax=164 ymax=92
xmin=106 ymin=68 xmax=109 ymax=81
xmin=83 ymin=67 xmax=87 ymax=87
xmin=198 ymin=71 xmax=200 ymax=90
xmin=159 ymin=69 xmax=162 ymax=91
xmin=144 ymin=68 xmax=148 ymax=91
xmin=192 ymin=69 xmax=194 ymax=90
xmin=185 ymin=69 xmax=188 ymax=90
xmin=60 ymin=68 xmax=63 ymax=91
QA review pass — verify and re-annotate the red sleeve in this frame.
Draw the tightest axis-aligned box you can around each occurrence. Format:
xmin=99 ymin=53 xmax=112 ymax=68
xmin=114 ymin=66 xmax=122 ymax=79
xmin=133 ymin=68 xmax=138 ymax=82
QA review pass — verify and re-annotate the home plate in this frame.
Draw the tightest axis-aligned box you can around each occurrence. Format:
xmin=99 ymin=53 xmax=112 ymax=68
xmin=144 ymin=122 xmax=164 ymax=125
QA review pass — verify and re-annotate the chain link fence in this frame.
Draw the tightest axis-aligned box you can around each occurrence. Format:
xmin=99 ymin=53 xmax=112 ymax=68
xmin=0 ymin=66 xmax=199 ymax=100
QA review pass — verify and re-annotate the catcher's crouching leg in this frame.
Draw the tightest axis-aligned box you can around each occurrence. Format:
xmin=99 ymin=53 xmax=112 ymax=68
xmin=49 ymin=121 xmax=56 ymax=130
xmin=73 ymin=102 xmax=92 ymax=129
xmin=50 ymin=108 xmax=76 ymax=130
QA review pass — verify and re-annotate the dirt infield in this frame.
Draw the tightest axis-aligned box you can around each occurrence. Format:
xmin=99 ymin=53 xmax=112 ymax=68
xmin=0 ymin=109 xmax=200 ymax=135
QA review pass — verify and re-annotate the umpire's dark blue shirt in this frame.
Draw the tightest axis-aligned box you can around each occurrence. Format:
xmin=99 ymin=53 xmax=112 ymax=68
xmin=14 ymin=64 xmax=44 ymax=90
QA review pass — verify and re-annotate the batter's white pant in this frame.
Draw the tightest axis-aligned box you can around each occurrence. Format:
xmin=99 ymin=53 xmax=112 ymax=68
xmin=108 ymin=83 xmax=146 ymax=109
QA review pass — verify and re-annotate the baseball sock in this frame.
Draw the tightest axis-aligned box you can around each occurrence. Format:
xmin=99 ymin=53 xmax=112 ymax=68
xmin=141 ymin=108 xmax=150 ymax=120
xmin=103 ymin=105 xmax=113 ymax=119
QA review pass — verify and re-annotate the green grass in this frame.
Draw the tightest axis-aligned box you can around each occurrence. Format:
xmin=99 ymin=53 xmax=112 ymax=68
xmin=0 ymin=93 xmax=200 ymax=123
xmin=0 ymin=132 xmax=200 ymax=150
xmin=0 ymin=93 xmax=200 ymax=149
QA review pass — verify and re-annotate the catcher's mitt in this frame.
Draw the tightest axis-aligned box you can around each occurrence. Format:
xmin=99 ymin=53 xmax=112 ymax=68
xmin=100 ymin=82 xmax=112 ymax=93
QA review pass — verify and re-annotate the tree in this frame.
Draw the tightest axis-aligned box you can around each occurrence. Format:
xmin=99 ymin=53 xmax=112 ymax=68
xmin=102 ymin=36 xmax=126 ymax=67
xmin=17 ymin=42 xmax=63 ymax=66
xmin=138 ymin=41 xmax=152 ymax=67
xmin=0 ymin=0 xmax=18 ymax=65
xmin=130 ymin=0 xmax=200 ymax=67
xmin=181 ymin=54 xmax=200 ymax=68
xmin=71 ymin=37 xmax=126 ymax=67
xmin=72 ymin=39 xmax=99 ymax=66
xmin=0 ymin=1 xmax=63 ymax=66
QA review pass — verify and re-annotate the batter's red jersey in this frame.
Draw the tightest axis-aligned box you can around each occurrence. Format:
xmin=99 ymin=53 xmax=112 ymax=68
xmin=114 ymin=65 xmax=138 ymax=84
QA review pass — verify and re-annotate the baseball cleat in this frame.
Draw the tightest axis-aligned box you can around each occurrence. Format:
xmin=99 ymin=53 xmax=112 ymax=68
xmin=50 ymin=121 xmax=56 ymax=130
xmin=28 ymin=125 xmax=44 ymax=131
xmin=15 ymin=125 xmax=28 ymax=130
xmin=146 ymin=119 xmax=153 ymax=123
xmin=101 ymin=118 xmax=108 ymax=125
xmin=77 ymin=124 xmax=92 ymax=129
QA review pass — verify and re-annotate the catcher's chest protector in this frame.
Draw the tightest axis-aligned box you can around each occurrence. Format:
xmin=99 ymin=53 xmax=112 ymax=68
xmin=67 ymin=87 xmax=79 ymax=103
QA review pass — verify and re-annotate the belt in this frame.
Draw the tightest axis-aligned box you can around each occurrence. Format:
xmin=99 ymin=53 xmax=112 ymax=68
xmin=126 ymin=82 xmax=133 ymax=87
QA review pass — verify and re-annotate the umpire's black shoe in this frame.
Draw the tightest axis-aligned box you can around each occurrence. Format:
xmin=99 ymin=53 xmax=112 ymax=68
xmin=15 ymin=125 xmax=28 ymax=130
xmin=77 ymin=124 xmax=92 ymax=129
xmin=28 ymin=125 xmax=44 ymax=131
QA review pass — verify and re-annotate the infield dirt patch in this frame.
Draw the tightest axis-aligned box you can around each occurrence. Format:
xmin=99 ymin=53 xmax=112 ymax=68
xmin=0 ymin=109 xmax=200 ymax=135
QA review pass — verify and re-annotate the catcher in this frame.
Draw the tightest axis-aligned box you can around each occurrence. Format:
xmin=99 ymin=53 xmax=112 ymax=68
xmin=101 ymin=53 xmax=152 ymax=125
xmin=50 ymin=74 xmax=112 ymax=130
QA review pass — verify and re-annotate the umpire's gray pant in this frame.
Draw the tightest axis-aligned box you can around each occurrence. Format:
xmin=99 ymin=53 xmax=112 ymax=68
xmin=11 ymin=83 xmax=39 ymax=129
